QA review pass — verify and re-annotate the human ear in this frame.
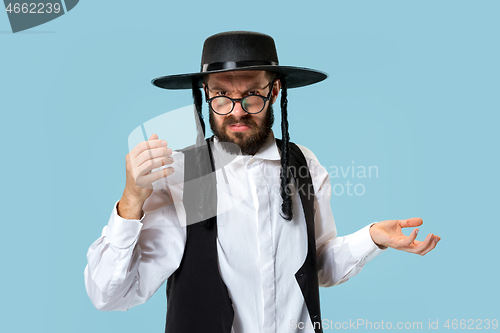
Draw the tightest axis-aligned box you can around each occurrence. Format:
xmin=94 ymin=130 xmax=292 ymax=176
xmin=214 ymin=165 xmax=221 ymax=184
xmin=271 ymin=79 xmax=282 ymax=104
xmin=202 ymin=82 xmax=209 ymax=100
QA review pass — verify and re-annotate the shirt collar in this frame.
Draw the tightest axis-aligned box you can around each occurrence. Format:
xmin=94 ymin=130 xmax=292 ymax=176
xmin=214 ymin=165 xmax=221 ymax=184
xmin=253 ymin=130 xmax=281 ymax=161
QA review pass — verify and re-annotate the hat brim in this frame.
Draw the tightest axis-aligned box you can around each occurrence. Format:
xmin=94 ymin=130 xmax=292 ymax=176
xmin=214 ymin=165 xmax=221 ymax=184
xmin=151 ymin=65 xmax=328 ymax=90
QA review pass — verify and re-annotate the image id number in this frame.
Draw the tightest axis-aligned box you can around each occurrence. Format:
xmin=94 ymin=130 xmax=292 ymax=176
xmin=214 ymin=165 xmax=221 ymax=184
xmin=6 ymin=3 xmax=61 ymax=14
xmin=444 ymin=319 xmax=498 ymax=330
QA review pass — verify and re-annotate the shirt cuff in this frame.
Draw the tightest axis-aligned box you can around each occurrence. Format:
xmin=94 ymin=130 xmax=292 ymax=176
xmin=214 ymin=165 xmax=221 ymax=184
xmin=105 ymin=200 xmax=144 ymax=248
xmin=347 ymin=223 xmax=388 ymax=265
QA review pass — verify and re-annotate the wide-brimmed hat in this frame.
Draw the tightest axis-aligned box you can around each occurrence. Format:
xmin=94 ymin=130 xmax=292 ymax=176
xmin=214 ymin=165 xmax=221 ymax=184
xmin=151 ymin=31 xmax=328 ymax=89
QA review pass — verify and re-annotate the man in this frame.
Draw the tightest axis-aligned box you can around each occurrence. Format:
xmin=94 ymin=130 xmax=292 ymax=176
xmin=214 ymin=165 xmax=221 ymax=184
xmin=84 ymin=31 xmax=440 ymax=333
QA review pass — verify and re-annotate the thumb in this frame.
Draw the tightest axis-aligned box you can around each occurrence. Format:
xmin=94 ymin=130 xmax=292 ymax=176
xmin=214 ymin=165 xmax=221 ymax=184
xmin=149 ymin=133 xmax=158 ymax=141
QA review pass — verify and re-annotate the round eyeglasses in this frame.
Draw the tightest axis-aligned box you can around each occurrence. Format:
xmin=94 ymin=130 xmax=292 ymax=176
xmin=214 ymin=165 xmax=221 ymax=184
xmin=205 ymin=80 xmax=275 ymax=115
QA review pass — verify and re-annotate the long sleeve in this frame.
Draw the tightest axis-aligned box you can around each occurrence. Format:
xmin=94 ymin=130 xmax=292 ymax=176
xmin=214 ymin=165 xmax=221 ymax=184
xmin=297 ymin=145 xmax=388 ymax=288
xmin=84 ymin=166 xmax=187 ymax=311
xmin=84 ymin=201 xmax=144 ymax=311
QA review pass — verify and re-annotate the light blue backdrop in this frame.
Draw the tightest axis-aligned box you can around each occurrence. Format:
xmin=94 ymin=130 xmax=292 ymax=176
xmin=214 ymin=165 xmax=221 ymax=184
xmin=1 ymin=1 xmax=498 ymax=332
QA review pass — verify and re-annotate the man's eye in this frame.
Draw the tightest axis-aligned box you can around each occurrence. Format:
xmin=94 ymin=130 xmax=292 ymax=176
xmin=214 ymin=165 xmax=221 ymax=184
xmin=216 ymin=92 xmax=227 ymax=96
xmin=248 ymin=91 xmax=259 ymax=95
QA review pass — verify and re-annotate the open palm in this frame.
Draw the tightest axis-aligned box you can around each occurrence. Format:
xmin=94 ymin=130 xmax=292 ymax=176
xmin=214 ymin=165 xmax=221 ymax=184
xmin=369 ymin=218 xmax=441 ymax=256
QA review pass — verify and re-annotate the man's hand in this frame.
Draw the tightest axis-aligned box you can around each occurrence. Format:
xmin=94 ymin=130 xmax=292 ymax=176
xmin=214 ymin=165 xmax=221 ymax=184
xmin=118 ymin=133 xmax=174 ymax=219
xmin=369 ymin=218 xmax=441 ymax=256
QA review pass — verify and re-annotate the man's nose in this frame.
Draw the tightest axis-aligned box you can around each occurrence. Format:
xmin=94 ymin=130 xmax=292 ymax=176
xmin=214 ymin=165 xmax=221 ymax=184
xmin=231 ymin=100 xmax=247 ymax=118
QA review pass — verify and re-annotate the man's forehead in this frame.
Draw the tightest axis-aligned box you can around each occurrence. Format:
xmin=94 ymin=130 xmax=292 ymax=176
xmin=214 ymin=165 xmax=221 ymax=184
xmin=205 ymin=70 xmax=269 ymax=88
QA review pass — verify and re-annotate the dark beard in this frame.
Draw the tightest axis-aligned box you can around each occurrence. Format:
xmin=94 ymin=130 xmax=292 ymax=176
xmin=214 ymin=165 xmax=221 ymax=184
xmin=209 ymin=104 xmax=275 ymax=156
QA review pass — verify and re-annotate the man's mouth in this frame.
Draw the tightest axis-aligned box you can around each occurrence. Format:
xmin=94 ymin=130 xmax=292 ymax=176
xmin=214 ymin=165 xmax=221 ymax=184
xmin=228 ymin=123 xmax=251 ymax=132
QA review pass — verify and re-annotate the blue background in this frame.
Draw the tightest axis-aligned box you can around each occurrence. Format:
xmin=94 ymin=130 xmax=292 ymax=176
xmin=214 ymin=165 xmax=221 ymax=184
xmin=1 ymin=0 xmax=498 ymax=332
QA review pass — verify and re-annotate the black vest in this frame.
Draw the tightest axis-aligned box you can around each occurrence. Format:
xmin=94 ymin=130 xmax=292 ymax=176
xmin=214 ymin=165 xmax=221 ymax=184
xmin=165 ymin=138 xmax=323 ymax=333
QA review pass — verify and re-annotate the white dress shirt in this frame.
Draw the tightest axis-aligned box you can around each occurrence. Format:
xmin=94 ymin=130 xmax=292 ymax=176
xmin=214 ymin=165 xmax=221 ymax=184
xmin=84 ymin=131 xmax=387 ymax=333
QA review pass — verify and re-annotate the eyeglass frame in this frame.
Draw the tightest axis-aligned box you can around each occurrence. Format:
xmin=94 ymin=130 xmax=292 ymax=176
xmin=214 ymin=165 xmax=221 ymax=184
xmin=204 ymin=79 xmax=276 ymax=115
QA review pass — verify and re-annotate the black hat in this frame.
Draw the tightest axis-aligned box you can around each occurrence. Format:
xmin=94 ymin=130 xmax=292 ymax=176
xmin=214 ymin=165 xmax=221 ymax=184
xmin=151 ymin=31 xmax=328 ymax=89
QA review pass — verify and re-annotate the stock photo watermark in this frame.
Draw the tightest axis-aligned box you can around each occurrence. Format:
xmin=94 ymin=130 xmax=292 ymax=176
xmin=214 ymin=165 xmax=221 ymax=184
xmin=290 ymin=318 xmax=499 ymax=330
xmin=276 ymin=162 xmax=379 ymax=199
xmin=326 ymin=162 xmax=378 ymax=197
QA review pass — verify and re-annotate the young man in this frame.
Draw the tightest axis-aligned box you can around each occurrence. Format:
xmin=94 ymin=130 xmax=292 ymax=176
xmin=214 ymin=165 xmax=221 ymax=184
xmin=84 ymin=31 xmax=440 ymax=333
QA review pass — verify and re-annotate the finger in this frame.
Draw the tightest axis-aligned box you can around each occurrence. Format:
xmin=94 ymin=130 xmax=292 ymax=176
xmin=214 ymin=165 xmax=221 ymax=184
xmin=136 ymin=156 xmax=174 ymax=176
xmin=404 ymin=233 xmax=432 ymax=254
xmin=134 ymin=147 xmax=172 ymax=167
xmin=420 ymin=234 xmax=440 ymax=256
xmin=400 ymin=228 xmax=419 ymax=247
xmin=130 ymin=139 xmax=169 ymax=158
xmin=149 ymin=133 xmax=158 ymax=140
xmin=399 ymin=217 xmax=423 ymax=229
xmin=412 ymin=233 xmax=435 ymax=255
xmin=137 ymin=167 xmax=175 ymax=186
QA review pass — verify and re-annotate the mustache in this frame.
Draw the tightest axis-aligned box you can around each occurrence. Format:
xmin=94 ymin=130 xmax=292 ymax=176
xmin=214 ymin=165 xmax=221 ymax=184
xmin=223 ymin=115 xmax=258 ymax=128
